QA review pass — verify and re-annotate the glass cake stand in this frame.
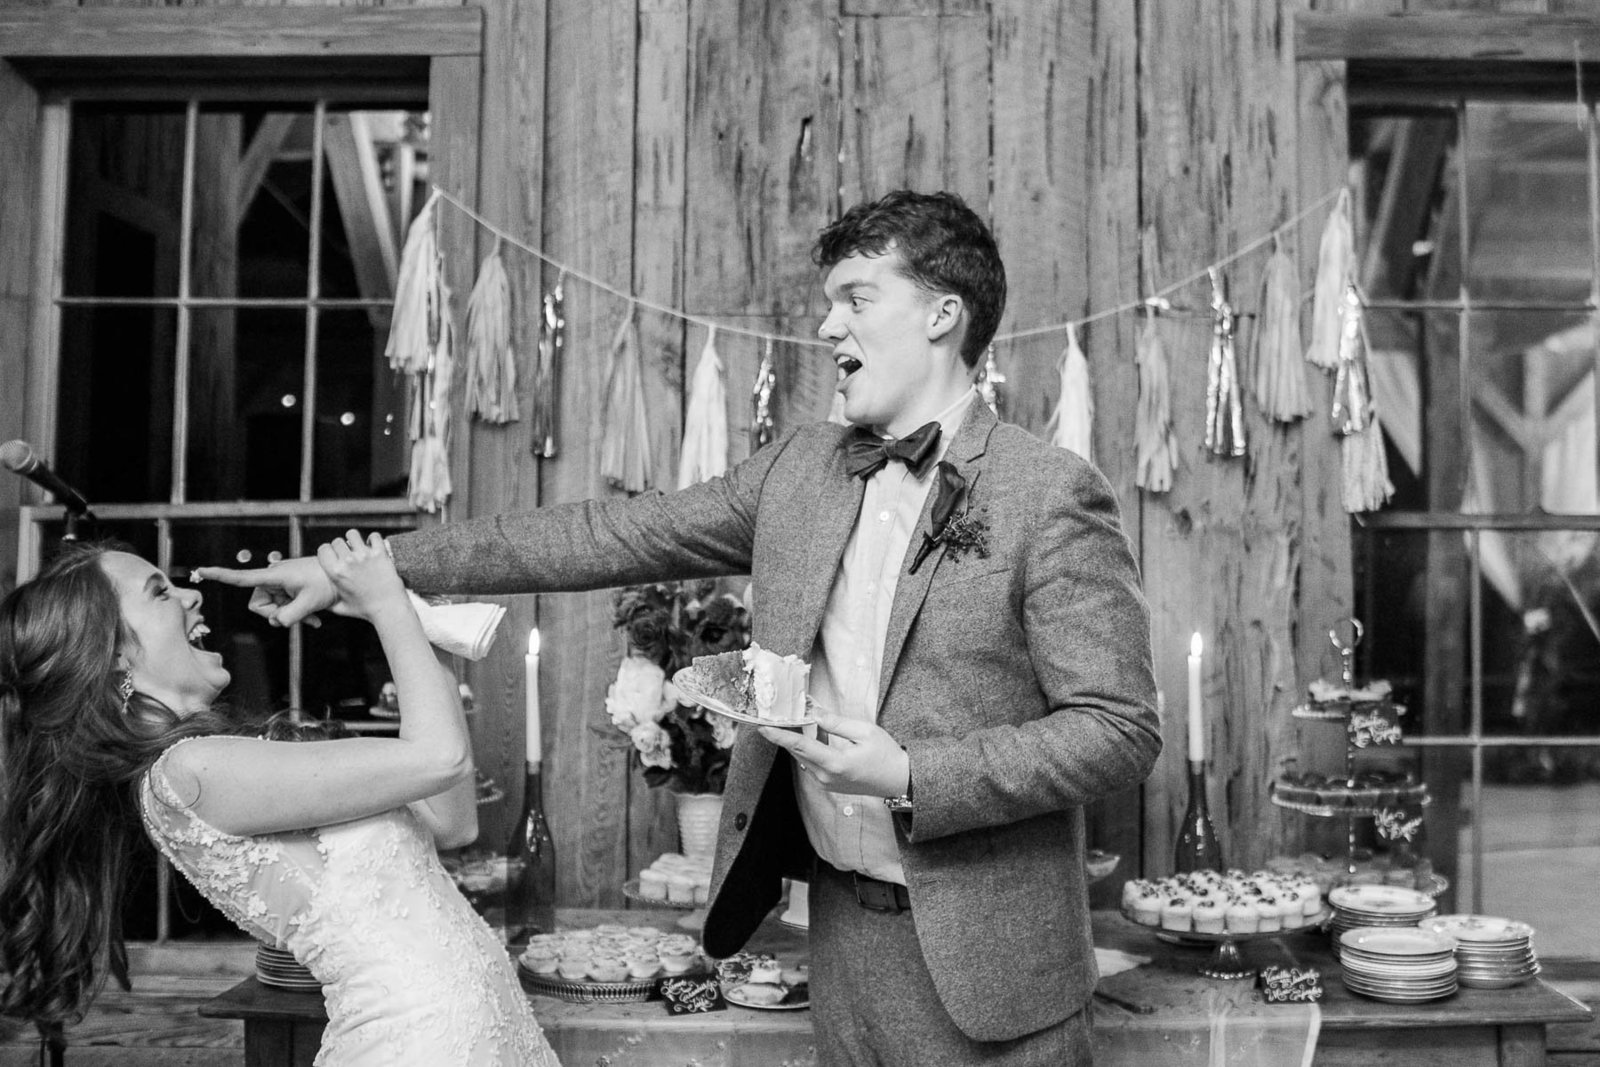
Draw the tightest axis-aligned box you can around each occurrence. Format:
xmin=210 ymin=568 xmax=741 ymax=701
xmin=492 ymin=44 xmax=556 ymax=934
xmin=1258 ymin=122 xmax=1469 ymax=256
xmin=622 ymin=878 xmax=705 ymax=931
xmin=1120 ymin=908 xmax=1331 ymax=980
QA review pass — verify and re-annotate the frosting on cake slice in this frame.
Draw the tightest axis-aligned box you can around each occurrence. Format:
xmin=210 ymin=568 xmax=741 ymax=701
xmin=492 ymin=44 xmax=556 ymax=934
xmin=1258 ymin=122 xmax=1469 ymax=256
xmin=741 ymin=645 xmax=810 ymax=721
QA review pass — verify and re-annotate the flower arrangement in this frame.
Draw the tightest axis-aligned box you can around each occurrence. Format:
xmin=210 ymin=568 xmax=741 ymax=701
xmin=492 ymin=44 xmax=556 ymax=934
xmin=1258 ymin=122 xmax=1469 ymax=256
xmin=607 ymin=581 xmax=751 ymax=795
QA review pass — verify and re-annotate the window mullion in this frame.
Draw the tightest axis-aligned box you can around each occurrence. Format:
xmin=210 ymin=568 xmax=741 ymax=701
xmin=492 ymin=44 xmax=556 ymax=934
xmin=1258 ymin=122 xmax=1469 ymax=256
xmin=301 ymin=101 xmax=327 ymax=504
xmin=171 ymin=99 xmax=199 ymax=505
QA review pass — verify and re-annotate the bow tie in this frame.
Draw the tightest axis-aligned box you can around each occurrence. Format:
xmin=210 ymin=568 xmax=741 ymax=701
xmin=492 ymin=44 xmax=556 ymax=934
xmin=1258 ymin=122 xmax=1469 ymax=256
xmin=844 ymin=422 xmax=942 ymax=480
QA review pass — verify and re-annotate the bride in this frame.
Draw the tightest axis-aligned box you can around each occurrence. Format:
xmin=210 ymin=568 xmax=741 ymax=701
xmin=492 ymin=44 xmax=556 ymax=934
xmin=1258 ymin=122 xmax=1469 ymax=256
xmin=0 ymin=533 xmax=559 ymax=1066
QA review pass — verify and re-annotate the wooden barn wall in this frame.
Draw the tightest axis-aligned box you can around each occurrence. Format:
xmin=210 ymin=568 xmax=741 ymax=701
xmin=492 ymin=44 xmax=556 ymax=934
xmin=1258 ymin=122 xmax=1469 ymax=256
xmin=0 ymin=0 xmax=1582 ymax=909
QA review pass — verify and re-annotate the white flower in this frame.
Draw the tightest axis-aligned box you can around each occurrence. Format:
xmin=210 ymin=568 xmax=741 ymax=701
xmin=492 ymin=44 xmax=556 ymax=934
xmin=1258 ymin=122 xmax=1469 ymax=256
xmin=630 ymin=721 xmax=674 ymax=769
xmin=606 ymin=655 xmax=670 ymax=731
xmin=710 ymin=713 xmax=739 ymax=750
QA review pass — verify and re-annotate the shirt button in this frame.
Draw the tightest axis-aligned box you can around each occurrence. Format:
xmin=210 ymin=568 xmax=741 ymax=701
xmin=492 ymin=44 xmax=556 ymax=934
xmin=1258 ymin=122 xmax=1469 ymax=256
xmin=878 ymin=510 xmax=890 ymax=522
xmin=842 ymin=804 xmax=855 ymax=817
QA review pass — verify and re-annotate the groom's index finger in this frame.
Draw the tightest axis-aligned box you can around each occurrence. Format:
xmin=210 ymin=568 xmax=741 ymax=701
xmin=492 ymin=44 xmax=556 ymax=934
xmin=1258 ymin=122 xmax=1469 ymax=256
xmin=192 ymin=565 xmax=275 ymax=588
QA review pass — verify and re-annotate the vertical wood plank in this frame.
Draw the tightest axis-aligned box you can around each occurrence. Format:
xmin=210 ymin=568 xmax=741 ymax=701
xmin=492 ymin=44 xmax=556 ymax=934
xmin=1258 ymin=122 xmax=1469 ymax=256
xmin=0 ymin=59 xmax=38 ymax=593
xmin=839 ymin=13 xmax=988 ymax=209
xmin=1083 ymin=0 xmax=1144 ymax=894
xmin=539 ymin=0 xmax=639 ymax=907
xmin=463 ymin=0 xmax=547 ymax=854
xmin=684 ymin=0 xmax=839 ymax=461
xmin=628 ymin=0 xmax=691 ymax=878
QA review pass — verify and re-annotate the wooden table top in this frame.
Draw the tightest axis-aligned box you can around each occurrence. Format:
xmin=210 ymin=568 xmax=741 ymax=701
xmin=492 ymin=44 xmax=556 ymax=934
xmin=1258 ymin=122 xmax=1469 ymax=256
xmin=1092 ymin=911 xmax=1593 ymax=1030
xmin=201 ymin=907 xmax=1591 ymax=1034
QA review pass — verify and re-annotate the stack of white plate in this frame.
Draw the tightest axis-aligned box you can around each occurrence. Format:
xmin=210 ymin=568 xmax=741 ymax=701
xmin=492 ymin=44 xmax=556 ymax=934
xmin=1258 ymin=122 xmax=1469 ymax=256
xmin=1421 ymin=915 xmax=1541 ymax=989
xmin=1339 ymin=926 xmax=1458 ymax=1002
xmin=256 ymin=944 xmax=320 ymax=992
xmin=1327 ymin=884 xmax=1437 ymax=956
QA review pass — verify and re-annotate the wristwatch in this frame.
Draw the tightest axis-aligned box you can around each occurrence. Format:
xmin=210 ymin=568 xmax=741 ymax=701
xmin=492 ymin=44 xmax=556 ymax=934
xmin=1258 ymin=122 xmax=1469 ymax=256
xmin=883 ymin=767 xmax=914 ymax=813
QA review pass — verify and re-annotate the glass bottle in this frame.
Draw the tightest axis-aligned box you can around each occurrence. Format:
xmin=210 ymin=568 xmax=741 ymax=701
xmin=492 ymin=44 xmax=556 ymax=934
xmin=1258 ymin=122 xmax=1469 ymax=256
xmin=504 ymin=760 xmax=556 ymax=944
xmin=1174 ymin=760 xmax=1224 ymax=873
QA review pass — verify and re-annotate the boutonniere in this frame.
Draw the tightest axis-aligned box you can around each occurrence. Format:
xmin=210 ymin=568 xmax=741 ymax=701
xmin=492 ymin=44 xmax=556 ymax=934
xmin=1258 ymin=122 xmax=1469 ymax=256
xmin=909 ymin=462 xmax=990 ymax=574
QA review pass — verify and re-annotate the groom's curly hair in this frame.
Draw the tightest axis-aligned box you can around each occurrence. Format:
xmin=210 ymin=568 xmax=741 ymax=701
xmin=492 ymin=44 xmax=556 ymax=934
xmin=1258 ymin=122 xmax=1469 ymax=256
xmin=812 ymin=189 xmax=1007 ymax=369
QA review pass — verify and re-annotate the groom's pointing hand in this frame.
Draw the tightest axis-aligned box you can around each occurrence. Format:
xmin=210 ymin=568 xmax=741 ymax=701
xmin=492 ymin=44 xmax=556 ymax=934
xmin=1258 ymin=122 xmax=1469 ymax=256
xmin=195 ymin=555 xmax=340 ymax=627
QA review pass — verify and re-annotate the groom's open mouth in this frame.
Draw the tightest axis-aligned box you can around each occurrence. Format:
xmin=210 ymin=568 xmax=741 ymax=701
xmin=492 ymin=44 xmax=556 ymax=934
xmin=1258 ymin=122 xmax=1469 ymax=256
xmin=835 ymin=354 xmax=862 ymax=382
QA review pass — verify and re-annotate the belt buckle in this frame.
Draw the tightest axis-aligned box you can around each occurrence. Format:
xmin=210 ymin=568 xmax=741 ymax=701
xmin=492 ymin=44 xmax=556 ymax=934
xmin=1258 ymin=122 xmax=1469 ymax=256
xmin=852 ymin=874 xmax=902 ymax=914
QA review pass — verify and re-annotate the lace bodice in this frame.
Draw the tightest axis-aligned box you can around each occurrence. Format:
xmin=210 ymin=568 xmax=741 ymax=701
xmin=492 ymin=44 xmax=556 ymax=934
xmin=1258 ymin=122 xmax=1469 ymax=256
xmin=139 ymin=739 xmax=556 ymax=1067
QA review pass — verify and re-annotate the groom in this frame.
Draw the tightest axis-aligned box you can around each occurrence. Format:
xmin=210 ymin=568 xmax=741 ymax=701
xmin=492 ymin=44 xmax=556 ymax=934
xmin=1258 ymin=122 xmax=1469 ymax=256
xmin=204 ymin=190 xmax=1160 ymax=1066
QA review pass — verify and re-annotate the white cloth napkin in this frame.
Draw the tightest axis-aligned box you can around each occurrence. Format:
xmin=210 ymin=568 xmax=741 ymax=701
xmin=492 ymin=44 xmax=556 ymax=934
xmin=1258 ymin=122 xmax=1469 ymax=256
xmin=1094 ymin=946 xmax=1150 ymax=979
xmin=408 ymin=591 xmax=506 ymax=661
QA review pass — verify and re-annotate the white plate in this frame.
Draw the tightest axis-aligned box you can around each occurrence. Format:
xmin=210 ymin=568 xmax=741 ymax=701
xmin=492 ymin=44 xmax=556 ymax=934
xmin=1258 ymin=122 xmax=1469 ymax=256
xmin=723 ymin=982 xmax=809 ymax=1011
xmin=1340 ymin=927 xmax=1458 ymax=956
xmin=1420 ymin=914 xmax=1536 ymax=943
xmin=672 ymin=669 xmax=817 ymax=728
xmin=1329 ymin=884 xmax=1436 ymax=915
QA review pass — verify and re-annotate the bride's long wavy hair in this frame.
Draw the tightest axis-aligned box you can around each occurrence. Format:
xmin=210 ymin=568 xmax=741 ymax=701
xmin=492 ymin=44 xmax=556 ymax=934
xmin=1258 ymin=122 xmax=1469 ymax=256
xmin=0 ymin=542 xmax=242 ymax=1034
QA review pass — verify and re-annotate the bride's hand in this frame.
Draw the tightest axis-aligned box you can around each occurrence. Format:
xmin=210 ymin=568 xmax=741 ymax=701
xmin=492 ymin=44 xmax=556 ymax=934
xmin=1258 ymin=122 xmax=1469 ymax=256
xmin=316 ymin=531 xmax=408 ymax=623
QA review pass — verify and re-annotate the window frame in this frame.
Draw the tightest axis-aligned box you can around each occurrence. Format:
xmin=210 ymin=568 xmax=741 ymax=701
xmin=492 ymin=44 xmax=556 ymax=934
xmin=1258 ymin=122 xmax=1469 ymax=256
xmin=1297 ymin=11 xmax=1600 ymax=916
xmin=0 ymin=6 xmax=484 ymax=941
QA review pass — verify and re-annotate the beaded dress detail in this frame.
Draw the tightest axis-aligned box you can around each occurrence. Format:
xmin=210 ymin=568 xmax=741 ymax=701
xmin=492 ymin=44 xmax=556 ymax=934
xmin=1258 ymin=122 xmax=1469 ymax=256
xmin=139 ymin=740 xmax=557 ymax=1067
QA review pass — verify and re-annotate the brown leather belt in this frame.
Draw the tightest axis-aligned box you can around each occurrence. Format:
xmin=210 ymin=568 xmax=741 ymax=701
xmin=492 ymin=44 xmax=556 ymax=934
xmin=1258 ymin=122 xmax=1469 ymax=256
xmin=822 ymin=862 xmax=911 ymax=913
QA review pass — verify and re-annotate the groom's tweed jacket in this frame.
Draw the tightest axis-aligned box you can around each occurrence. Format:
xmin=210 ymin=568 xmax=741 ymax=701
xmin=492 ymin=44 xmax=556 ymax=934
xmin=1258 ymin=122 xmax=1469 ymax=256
xmin=391 ymin=402 xmax=1161 ymax=1042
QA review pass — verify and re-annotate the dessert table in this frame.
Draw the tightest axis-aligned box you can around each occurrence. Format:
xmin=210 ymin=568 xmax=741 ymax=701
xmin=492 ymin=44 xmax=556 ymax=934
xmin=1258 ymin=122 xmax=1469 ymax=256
xmin=199 ymin=908 xmax=1591 ymax=1067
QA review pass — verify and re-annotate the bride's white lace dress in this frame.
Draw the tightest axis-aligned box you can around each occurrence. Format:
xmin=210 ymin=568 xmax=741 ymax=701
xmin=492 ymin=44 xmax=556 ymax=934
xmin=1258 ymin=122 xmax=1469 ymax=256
xmin=139 ymin=740 xmax=558 ymax=1066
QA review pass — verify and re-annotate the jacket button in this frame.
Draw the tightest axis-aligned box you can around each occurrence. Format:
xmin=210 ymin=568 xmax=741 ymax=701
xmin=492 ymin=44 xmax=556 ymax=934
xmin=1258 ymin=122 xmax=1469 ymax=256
xmin=734 ymin=813 xmax=749 ymax=831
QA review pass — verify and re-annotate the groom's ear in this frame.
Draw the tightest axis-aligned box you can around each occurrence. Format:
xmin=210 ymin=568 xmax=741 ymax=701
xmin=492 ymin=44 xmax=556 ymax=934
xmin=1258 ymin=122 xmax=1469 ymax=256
xmin=926 ymin=294 xmax=964 ymax=344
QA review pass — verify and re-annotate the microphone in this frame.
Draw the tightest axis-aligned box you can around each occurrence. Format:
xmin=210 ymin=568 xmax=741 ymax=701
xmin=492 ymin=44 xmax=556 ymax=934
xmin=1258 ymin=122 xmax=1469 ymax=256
xmin=1 ymin=440 xmax=93 ymax=516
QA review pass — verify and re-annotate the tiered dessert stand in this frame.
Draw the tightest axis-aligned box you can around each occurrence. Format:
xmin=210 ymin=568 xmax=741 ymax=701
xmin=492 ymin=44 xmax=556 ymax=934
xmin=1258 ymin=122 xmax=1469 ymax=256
xmin=1271 ymin=621 xmax=1439 ymax=893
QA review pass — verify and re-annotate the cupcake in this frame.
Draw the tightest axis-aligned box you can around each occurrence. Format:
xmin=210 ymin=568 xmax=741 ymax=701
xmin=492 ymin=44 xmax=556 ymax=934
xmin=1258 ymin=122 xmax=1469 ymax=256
xmin=1225 ymin=897 xmax=1259 ymax=934
xmin=1129 ymin=886 xmax=1162 ymax=927
xmin=1160 ymin=896 xmax=1194 ymax=932
xmin=1254 ymin=896 xmax=1282 ymax=933
xmin=748 ymin=958 xmax=782 ymax=985
xmin=557 ymin=956 xmax=593 ymax=981
xmin=1192 ymin=898 xmax=1225 ymax=934
xmin=520 ymin=946 xmax=560 ymax=975
xmin=638 ymin=869 xmax=669 ymax=901
xmin=1275 ymin=895 xmax=1303 ymax=930
xmin=779 ymin=963 xmax=808 ymax=986
xmin=1293 ymin=880 xmax=1322 ymax=917
xmin=666 ymin=875 xmax=697 ymax=904
xmin=626 ymin=955 xmax=661 ymax=980
xmin=588 ymin=956 xmax=628 ymax=982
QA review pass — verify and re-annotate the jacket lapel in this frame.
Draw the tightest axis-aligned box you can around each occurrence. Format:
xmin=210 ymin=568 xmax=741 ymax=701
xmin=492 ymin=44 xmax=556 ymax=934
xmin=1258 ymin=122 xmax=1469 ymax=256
xmin=876 ymin=402 xmax=996 ymax=714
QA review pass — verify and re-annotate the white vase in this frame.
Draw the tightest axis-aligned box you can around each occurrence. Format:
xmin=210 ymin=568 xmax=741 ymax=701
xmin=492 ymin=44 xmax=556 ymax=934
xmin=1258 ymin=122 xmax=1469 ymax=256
xmin=675 ymin=792 xmax=723 ymax=863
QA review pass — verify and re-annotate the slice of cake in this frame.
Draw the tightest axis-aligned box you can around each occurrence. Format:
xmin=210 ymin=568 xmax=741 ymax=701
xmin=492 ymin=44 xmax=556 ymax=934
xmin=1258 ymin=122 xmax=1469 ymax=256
xmin=684 ymin=644 xmax=810 ymax=721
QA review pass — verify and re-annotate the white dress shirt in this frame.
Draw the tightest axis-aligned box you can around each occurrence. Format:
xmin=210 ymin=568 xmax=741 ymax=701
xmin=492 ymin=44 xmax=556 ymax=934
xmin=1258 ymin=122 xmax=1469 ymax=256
xmin=797 ymin=388 xmax=978 ymax=885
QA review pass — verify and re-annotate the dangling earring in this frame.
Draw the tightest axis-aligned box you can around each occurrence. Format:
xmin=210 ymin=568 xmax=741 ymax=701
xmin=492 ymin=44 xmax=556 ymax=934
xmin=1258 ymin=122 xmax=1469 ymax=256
xmin=118 ymin=670 xmax=135 ymax=715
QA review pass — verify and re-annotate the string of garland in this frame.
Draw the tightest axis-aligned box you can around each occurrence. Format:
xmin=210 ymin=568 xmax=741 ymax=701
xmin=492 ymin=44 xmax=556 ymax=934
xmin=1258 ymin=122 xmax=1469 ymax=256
xmin=392 ymin=186 xmax=1392 ymax=512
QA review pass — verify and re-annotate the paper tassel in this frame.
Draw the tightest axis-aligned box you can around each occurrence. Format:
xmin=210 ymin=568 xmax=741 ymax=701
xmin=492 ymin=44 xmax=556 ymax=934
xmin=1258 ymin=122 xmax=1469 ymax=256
xmin=751 ymin=340 xmax=776 ymax=450
xmin=464 ymin=240 xmax=518 ymax=424
xmin=1134 ymin=314 xmax=1178 ymax=492
xmin=1046 ymin=325 xmax=1094 ymax=459
xmin=531 ymin=276 xmax=564 ymax=458
xmin=600 ymin=308 xmax=653 ymax=493
xmin=1203 ymin=268 xmax=1247 ymax=458
xmin=386 ymin=189 xmax=443 ymax=375
xmin=1330 ymin=283 xmax=1372 ymax=435
xmin=1307 ymin=187 xmax=1355 ymax=370
xmin=978 ymin=344 xmax=1006 ymax=415
xmin=1342 ymin=410 xmax=1395 ymax=513
xmin=678 ymin=327 xmax=728 ymax=489
xmin=1251 ymin=238 xmax=1313 ymax=422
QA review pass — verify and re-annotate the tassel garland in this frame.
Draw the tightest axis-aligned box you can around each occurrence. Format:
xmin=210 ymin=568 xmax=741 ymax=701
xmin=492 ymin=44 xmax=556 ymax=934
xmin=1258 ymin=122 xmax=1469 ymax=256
xmin=1046 ymin=325 xmax=1094 ymax=460
xmin=751 ymin=340 xmax=777 ymax=450
xmin=531 ymin=277 xmax=565 ymax=458
xmin=464 ymin=240 xmax=518 ymax=424
xmin=386 ymin=189 xmax=443 ymax=376
xmin=1251 ymin=237 xmax=1313 ymax=421
xmin=1306 ymin=187 xmax=1355 ymax=370
xmin=1329 ymin=281 xmax=1394 ymax=512
xmin=1203 ymin=268 xmax=1247 ymax=457
xmin=600 ymin=308 xmax=653 ymax=493
xmin=1134 ymin=313 xmax=1178 ymax=492
xmin=677 ymin=326 xmax=728 ymax=489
